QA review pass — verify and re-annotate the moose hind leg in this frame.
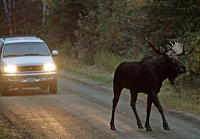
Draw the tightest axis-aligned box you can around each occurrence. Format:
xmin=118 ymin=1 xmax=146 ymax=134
xmin=110 ymin=87 xmax=122 ymax=130
xmin=145 ymin=95 xmax=153 ymax=131
xmin=130 ymin=90 xmax=143 ymax=129
xmin=151 ymin=92 xmax=169 ymax=130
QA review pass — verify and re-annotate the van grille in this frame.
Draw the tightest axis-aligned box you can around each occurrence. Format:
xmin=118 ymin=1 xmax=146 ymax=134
xmin=18 ymin=65 xmax=43 ymax=72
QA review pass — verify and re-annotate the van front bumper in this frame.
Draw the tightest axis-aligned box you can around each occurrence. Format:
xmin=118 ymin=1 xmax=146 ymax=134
xmin=1 ymin=72 xmax=57 ymax=88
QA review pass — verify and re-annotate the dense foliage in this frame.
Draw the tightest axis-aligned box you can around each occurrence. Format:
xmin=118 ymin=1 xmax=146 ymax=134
xmin=143 ymin=0 xmax=200 ymax=86
xmin=76 ymin=1 xmax=146 ymax=58
xmin=75 ymin=0 xmax=200 ymax=87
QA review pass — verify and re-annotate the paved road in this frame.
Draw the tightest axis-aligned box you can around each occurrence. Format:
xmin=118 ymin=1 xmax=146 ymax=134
xmin=0 ymin=75 xmax=199 ymax=139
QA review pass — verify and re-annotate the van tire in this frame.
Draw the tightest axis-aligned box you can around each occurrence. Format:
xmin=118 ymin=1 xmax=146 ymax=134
xmin=49 ymin=78 xmax=57 ymax=94
xmin=1 ymin=80 xmax=9 ymax=96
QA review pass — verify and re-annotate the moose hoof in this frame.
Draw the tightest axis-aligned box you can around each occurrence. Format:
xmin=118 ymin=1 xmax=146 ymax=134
xmin=110 ymin=125 xmax=116 ymax=130
xmin=138 ymin=124 xmax=144 ymax=129
xmin=145 ymin=125 xmax=153 ymax=131
xmin=146 ymin=128 xmax=153 ymax=131
xmin=164 ymin=125 xmax=170 ymax=131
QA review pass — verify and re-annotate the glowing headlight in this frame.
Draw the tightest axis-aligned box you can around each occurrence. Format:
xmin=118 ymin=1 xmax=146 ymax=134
xmin=4 ymin=65 xmax=17 ymax=73
xmin=43 ymin=63 xmax=56 ymax=71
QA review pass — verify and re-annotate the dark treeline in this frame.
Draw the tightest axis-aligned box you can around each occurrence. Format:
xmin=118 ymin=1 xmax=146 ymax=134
xmin=0 ymin=0 xmax=200 ymax=89
xmin=0 ymin=0 xmax=42 ymax=36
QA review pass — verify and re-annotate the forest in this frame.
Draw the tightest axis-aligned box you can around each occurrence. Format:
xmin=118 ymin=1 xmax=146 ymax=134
xmin=1 ymin=0 xmax=200 ymax=99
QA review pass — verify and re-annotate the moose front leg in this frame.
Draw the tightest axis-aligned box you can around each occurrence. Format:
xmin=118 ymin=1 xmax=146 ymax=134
xmin=151 ymin=92 xmax=170 ymax=130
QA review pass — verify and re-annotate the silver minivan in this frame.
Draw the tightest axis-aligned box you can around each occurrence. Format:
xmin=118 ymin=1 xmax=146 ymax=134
xmin=0 ymin=36 xmax=58 ymax=95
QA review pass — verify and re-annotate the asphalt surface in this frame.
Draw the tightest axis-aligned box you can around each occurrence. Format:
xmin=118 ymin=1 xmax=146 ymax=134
xmin=0 ymin=74 xmax=199 ymax=139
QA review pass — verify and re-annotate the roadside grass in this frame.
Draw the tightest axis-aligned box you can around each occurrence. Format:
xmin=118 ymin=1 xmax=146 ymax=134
xmin=159 ymin=93 xmax=200 ymax=116
xmin=59 ymin=55 xmax=200 ymax=117
xmin=65 ymin=66 xmax=113 ymax=84
xmin=159 ymin=83 xmax=200 ymax=116
xmin=94 ymin=53 xmax=133 ymax=71
xmin=58 ymin=54 xmax=132 ymax=84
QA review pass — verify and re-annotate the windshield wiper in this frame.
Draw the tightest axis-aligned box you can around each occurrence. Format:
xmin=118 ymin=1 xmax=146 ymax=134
xmin=4 ymin=55 xmax=22 ymax=58
xmin=22 ymin=54 xmax=46 ymax=56
xmin=3 ymin=54 xmax=47 ymax=57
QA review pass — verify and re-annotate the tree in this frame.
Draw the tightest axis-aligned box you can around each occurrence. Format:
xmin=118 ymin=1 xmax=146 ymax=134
xmin=75 ymin=0 xmax=146 ymax=62
xmin=141 ymin=0 xmax=200 ymax=43
xmin=42 ymin=0 xmax=53 ymax=24
xmin=2 ymin=0 xmax=15 ymax=35
xmin=142 ymin=0 xmax=200 ymax=85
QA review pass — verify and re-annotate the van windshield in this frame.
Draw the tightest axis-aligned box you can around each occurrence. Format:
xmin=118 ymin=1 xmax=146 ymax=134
xmin=3 ymin=42 xmax=50 ymax=58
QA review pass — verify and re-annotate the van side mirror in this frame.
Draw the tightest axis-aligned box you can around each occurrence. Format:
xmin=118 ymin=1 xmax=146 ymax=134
xmin=52 ymin=50 xmax=59 ymax=56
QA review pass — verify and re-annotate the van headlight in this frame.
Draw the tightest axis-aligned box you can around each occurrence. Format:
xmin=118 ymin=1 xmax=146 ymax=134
xmin=43 ymin=63 xmax=56 ymax=71
xmin=4 ymin=65 xmax=17 ymax=73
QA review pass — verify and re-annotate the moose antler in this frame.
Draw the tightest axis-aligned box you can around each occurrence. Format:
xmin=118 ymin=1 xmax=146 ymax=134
xmin=167 ymin=40 xmax=193 ymax=56
xmin=145 ymin=37 xmax=171 ymax=55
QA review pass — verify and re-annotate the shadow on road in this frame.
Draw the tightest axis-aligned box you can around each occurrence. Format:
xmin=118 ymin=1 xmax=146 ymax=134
xmin=1 ymin=88 xmax=53 ymax=96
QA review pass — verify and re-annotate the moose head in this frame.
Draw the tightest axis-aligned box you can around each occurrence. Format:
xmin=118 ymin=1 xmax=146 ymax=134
xmin=145 ymin=37 xmax=193 ymax=84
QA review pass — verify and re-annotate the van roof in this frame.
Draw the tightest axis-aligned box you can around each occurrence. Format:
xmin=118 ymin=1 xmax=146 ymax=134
xmin=3 ymin=36 xmax=44 ymax=44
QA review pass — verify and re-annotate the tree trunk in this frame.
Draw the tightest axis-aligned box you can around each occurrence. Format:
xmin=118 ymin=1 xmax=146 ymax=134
xmin=42 ymin=0 xmax=48 ymax=24
xmin=12 ymin=0 xmax=16 ymax=34
xmin=2 ymin=0 xmax=13 ymax=35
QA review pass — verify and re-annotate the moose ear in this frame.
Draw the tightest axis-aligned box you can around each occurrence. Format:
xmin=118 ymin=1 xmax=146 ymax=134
xmin=163 ymin=51 xmax=171 ymax=58
xmin=164 ymin=51 xmax=174 ymax=62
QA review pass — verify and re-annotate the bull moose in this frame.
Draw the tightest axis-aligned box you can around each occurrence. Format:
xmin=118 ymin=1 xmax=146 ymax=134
xmin=110 ymin=37 xmax=193 ymax=131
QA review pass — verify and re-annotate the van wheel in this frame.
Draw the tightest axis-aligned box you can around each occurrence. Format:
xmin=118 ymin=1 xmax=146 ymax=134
xmin=1 ymin=81 xmax=9 ymax=96
xmin=49 ymin=79 xmax=57 ymax=94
